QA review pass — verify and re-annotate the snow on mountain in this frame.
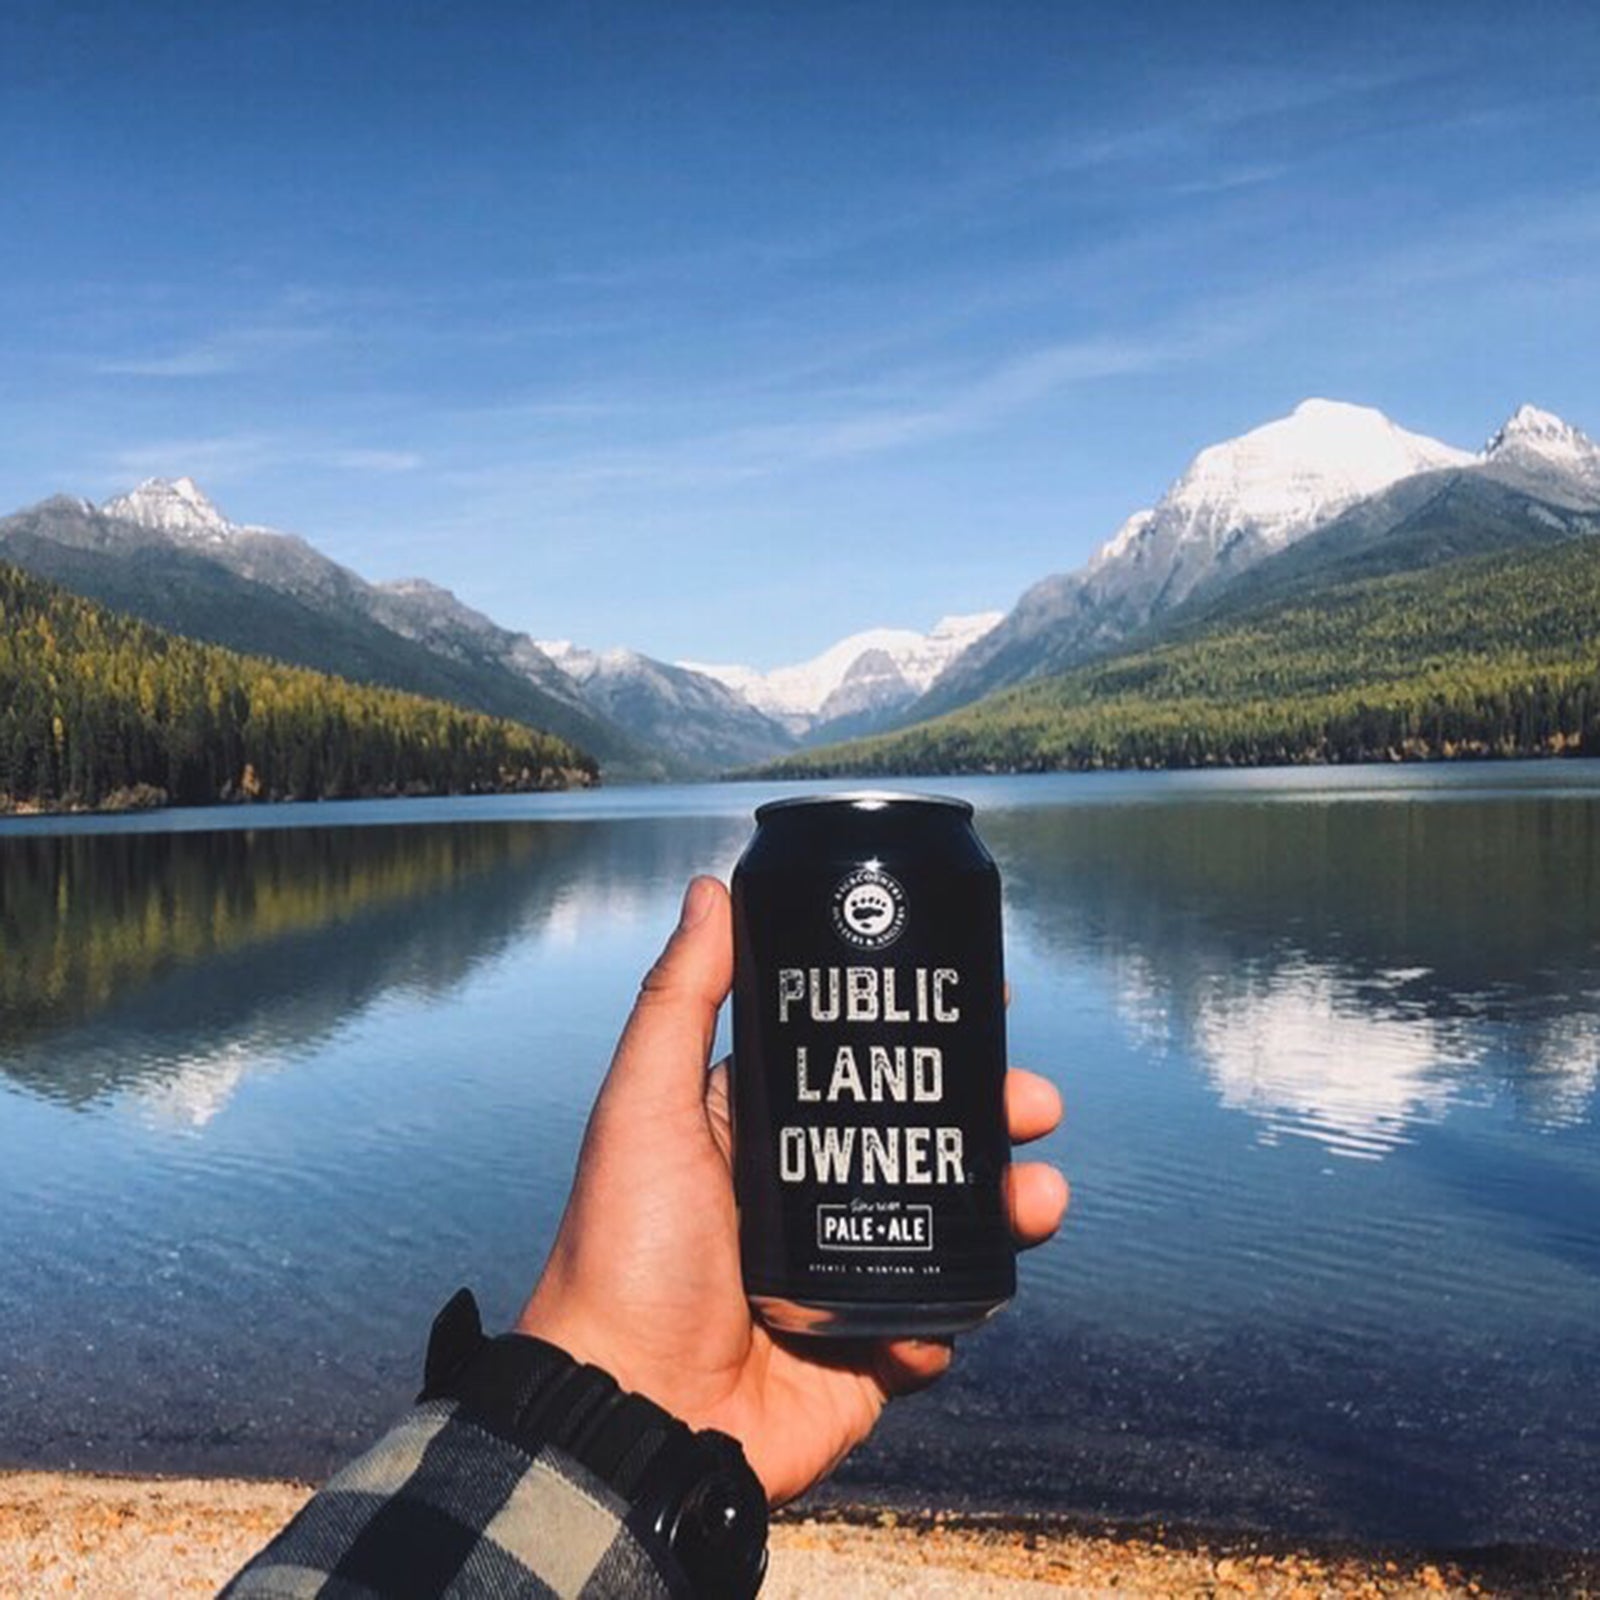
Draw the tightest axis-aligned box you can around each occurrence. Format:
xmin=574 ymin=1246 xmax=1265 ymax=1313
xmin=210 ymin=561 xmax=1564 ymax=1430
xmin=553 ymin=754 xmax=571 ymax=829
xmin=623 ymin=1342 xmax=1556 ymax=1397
xmin=1480 ymin=403 xmax=1600 ymax=504
xmin=89 ymin=486 xmax=596 ymax=716
xmin=2 ymin=478 xmax=649 ymax=772
xmin=1484 ymin=403 xmax=1596 ymax=463
xmin=1084 ymin=399 xmax=1473 ymax=589
xmin=918 ymin=400 xmax=1477 ymax=716
xmin=537 ymin=638 xmax=629 ymax=683
xmin=538 ymin=639 xmax=797 ymax=769
xmin=101 ymin=476 xmax=253 ymax=542
xmin=683 ymin=612 xmax=1002 ymax=733
xmin=98 ymin=477 xmax=356 ymax=605
xmin=815 ymin=648 xmax=915 ymax=726
xmin=41 ymin=397 xmax=1598 ymax=770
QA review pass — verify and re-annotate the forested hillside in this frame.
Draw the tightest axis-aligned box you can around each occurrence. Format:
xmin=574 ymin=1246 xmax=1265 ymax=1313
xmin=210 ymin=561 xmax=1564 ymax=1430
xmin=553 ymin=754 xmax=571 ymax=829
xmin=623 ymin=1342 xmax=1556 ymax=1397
xmin=763 ymin=534 xmax=1600 ymax=776
xmin=0 ymin=563 xmax=596 ymax=811
xmin=0 ymin=500 xmax=650 ymax=776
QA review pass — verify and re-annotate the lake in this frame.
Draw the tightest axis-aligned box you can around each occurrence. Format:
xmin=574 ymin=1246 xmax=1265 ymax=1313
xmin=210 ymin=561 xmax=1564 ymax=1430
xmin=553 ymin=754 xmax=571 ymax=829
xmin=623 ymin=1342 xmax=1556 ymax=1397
xmin=1 ymin=766 xmax=1597 ymax=1549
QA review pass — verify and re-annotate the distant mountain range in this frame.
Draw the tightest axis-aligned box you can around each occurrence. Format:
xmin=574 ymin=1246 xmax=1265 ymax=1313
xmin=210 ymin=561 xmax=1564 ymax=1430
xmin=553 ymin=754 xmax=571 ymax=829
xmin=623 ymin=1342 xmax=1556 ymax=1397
xmin=680 ymin=612 xmax=1000 ymax=742
xmin=0 ymin=477 xmax=983 ymax=779
xmin=3 ymin=398 xmax=1597 ymax=784
xmin=911 ymin=400 xmax=1590 ymax=718
xmin=0 ymin=483 xmax=653 ymax=773
xmin=769 ymin=402 xmax=1600 ymax=776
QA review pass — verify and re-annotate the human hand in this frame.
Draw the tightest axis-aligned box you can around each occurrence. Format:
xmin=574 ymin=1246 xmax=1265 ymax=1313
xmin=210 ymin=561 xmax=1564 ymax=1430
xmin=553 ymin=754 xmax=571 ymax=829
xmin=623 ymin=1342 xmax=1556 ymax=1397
xmin=517 ymin=875 xmax=1068 ymax=1506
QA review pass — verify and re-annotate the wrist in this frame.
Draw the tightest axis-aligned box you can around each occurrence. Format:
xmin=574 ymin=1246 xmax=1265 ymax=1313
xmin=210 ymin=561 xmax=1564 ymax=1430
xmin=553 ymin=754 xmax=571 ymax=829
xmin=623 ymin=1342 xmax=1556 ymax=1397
xmin=516 ymin=1289 xmax=700 ymax=1428
xmin=513 ymin=1294 xmax=623 ymax=1387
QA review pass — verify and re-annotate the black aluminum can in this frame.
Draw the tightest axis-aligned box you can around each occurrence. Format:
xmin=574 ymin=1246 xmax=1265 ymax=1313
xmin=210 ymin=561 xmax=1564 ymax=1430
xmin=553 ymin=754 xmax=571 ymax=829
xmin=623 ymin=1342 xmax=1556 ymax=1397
xmin=731 ymin=792 xmax=1014 ymax=1337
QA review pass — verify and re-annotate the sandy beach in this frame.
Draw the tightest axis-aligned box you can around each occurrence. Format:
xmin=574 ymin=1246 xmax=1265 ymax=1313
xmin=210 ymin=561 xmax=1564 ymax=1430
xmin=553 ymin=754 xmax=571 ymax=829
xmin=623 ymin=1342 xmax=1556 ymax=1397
xmin=3 ymin=1470 xmax=1593 ymax=1598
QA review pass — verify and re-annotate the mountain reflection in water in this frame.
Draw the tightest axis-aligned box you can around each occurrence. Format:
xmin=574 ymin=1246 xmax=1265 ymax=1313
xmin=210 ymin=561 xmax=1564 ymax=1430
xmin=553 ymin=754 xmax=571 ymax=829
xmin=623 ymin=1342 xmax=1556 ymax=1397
xmin=986 ymin=795 xmax=1600 ymax=1157
xmin=0 ymin=815 xmax=746 ymax=1119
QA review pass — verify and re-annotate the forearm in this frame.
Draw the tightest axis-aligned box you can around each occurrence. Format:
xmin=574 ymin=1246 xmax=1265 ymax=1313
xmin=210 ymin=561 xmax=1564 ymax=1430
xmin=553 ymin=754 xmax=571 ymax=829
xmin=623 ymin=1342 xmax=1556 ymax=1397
xmin=221 ymin=1400 xmax=682 ymax=1599
xmin=220 ymin=1289 xmax=766 ymax=1599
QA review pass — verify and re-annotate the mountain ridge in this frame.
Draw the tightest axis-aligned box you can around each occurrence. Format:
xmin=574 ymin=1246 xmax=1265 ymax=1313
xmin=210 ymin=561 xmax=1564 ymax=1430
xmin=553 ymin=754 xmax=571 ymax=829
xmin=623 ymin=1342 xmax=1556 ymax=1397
xmin=912 ymin=400 xmax=1592 ymax=721
xmin=0 ymin=491 xmax=658 ymax=777
xmin=683 ymin=611 xmax=1002 ymax=740
xmin=537 ymin=638 xmax=796 ymax=770
xmin=763 ymin=401 xmax=1600 ymax=778
xmin=8 ymin=397 xmax=1596 ymax=786
xmin=758 ymin=531 xmax=1600 ymax=779
xmin=0 ymin=558 xmax=595 ymax=811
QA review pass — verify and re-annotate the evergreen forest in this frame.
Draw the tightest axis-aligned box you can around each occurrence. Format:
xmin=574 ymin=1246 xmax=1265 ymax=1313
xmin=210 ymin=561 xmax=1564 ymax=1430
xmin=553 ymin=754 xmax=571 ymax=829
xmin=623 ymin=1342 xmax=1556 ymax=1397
xmin=765 ymin=535 xmax=1600 ymax=778
xmin=0 ymin=562 xmax=596 ymax=811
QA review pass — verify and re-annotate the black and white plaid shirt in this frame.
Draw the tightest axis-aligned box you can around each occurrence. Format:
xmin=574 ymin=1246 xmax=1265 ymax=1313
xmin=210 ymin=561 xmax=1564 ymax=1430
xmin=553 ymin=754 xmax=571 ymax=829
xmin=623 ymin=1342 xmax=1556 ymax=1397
xmin=221 ymin=1400 xmax=681 ymax=1599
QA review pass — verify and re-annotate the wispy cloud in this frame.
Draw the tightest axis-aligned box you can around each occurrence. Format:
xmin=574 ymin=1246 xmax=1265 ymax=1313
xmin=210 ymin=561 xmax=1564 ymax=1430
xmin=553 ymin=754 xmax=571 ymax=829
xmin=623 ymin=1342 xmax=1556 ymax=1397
xmin=545 ymin=64 xmax=1436 ymax=291
xmin=1166 ymin=164 xmax=1289 ymax=197
xmin=102 ymin=433 xmax=425 ymax=490
xmin=724 ymin=335 xmax=1180 ymax=468
xmin=98 ymin=348 xmax=244 ymax=379
xmin=442 ymin=327 xmax=1215 ymax=510
xmin=431 ymin=175 xmax=1600 ymax=520
xmin=326 ymin=449 xmax=424 ymax=473
xmin=96 ymin=321 xmax=332 ymax=379
xmin=105 ymin=432 xmax=284 ymax=485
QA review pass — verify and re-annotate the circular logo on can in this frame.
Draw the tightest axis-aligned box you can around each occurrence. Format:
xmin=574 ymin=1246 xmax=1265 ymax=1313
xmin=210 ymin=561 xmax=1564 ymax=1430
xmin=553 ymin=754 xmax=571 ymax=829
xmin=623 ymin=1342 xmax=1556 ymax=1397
xmin=832 ymin=866 xmax=907 ymax=950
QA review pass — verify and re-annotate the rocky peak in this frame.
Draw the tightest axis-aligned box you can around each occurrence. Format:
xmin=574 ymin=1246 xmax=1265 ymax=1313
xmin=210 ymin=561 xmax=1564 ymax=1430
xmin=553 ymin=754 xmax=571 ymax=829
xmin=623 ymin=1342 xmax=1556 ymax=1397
xmin=1479 ymin=405 xmax=1600 ymax=505
xmin=1154 ymin=400 xmax=1472 ymax=543
xmin=1483 ymin=404 xmax=1597 ymax=462
xmin=102 ymin=476 xmax=237 ymax=540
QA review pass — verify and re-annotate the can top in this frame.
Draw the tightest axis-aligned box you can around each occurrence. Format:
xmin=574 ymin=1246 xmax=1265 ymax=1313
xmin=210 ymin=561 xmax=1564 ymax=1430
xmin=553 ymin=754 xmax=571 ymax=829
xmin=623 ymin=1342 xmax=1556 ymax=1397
xmin=754 ymin=789 xmax=973 ymax=821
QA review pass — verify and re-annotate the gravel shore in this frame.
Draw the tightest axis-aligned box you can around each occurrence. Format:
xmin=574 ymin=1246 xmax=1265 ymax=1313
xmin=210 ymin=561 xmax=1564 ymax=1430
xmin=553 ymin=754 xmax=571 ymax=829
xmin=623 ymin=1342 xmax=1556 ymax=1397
xmin=1 ymin=1470 xmax=1592 ymax=1597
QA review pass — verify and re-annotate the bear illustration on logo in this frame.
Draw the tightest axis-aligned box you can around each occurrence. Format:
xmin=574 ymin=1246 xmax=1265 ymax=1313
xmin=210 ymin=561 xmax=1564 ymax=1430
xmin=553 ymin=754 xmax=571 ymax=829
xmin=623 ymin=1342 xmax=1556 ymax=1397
xmin=832 ymin=867 xmax=908 ymax=950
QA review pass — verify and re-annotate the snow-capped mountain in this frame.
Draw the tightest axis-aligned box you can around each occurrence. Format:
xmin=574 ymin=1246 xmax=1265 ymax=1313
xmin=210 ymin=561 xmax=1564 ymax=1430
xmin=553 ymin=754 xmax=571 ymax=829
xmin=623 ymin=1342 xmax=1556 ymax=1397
xmin=0 ymin=482 xmax=651 ymax=774
xmin=684 ymin=612 xmax=1001 ymax=739
xmin=918 ymin=400 xmax=1514 ymax=717
xmin=0 ymin=477 xmax=797 ymax=776
xmin=1480 ymin=403 xmax=1600 ymax=503
xmin=12 ymin=397 xmax=1596 ymax=780
xmin=1082 ymin=399 xmax=1473 ymax=601
xmin=100 ymin=483 xmax=582 ymax=703
xmin=537 ymin=640 xmax=796 ymax=770
xmin=101 ymin=475 xmax=255 ymax=542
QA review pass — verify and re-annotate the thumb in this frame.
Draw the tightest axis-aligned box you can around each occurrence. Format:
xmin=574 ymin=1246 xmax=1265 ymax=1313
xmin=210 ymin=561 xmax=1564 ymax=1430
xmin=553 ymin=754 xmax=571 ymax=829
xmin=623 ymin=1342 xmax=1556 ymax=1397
xmin=601 ymin=876 xmax=732 ymax=1114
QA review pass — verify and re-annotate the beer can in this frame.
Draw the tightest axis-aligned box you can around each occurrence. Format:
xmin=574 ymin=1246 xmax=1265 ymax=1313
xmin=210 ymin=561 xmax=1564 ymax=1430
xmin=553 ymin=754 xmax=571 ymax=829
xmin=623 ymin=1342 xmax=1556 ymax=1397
xmin=731 ymin=791 xmax=1014 ymax=1337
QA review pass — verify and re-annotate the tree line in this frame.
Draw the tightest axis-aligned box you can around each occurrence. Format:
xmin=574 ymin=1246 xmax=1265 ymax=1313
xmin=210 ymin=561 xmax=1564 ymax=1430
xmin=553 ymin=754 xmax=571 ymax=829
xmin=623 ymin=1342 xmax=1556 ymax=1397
xmin=0 ymin=562 xmax=597 ymax=811
xmin=766 ymin=534 xmax=1600 ymax=777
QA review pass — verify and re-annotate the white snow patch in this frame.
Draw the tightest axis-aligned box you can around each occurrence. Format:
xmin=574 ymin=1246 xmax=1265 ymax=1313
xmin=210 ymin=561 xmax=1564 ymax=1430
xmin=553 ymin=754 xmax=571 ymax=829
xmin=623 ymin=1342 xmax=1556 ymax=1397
xmin=1091 ymin=399 xmax=1473 ymax=571
xmin=1482 ymin=403 xmax=1600 ymax=468
xmin=102 ymin=476 xmax=241 ymax=541
xmin=683 ymin=612 xmax=1002 ymax=721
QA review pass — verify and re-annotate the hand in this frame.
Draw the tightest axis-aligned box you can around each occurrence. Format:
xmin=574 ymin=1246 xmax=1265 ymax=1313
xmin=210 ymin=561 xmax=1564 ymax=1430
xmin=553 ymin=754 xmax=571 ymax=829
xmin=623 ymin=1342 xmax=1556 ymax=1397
xmin=517 ymin=875 xmax=1069 ymax=1506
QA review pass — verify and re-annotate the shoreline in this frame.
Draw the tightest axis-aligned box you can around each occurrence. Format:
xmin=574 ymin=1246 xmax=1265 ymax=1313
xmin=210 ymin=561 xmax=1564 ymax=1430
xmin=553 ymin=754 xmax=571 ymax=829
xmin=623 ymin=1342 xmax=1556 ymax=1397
xmin=3 ymin=1470 xmax=1595 ymax=1597
xmin=5 ymin=750 xmax=1599 ymax=821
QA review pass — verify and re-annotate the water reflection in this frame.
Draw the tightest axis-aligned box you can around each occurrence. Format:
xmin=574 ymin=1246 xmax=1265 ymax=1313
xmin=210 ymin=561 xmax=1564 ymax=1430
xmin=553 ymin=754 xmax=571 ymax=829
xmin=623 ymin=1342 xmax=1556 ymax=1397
xmin=1190 ymin=963 xmax=1474 ymax=1158
xmin=0 ymin=817 xmax=742 ymax=1117
xmin=0 ymin=778 xmax=1596 ymax=1542
xmin=990 ymin=797 xmax=1600 ymax=1155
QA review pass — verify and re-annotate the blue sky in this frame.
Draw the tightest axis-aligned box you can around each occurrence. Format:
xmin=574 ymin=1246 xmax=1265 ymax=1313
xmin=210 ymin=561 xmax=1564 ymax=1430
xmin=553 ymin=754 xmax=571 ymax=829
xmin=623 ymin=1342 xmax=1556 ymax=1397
xmin=3 ymin=1 xmax=1598 ymax=665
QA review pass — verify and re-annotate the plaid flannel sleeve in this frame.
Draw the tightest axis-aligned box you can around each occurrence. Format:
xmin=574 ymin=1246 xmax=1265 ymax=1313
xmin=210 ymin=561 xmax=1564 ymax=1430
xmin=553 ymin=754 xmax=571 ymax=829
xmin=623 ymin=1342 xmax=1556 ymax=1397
xmin=218 ymin=1400 xmax=681 ymax=1600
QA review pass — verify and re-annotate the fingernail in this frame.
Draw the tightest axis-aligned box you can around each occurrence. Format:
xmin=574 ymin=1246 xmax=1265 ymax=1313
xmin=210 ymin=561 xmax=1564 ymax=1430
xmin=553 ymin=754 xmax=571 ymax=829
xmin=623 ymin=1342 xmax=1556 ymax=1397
xmin=678 ymin=876 xmax=716 ymax=930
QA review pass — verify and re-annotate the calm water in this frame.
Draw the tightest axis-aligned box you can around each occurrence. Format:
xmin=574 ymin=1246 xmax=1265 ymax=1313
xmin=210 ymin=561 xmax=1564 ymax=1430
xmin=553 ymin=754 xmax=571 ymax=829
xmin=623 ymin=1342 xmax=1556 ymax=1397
xmin=1 ymin=767 xmax=1597 ymax=1548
